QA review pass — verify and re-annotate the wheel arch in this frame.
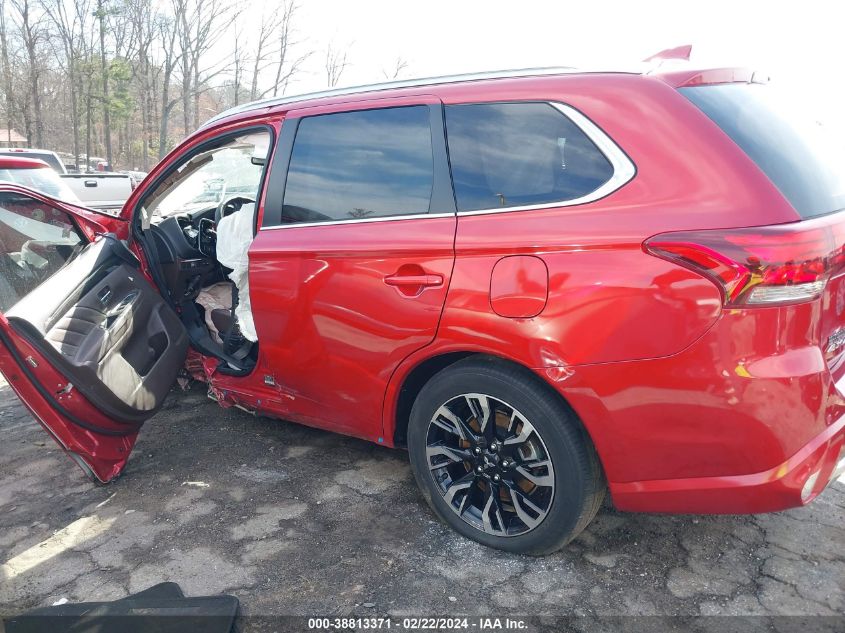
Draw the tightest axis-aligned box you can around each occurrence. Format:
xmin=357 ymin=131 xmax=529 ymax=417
xmin=388 ymin=350 xmax=604 ymax=474
xmin=390 ymin=351 xmax=475 ymax=447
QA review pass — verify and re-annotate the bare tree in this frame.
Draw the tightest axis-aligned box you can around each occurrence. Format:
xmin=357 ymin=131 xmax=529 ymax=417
xmin=175 ymin=0 xmax=235 ymax=134
xmin=10 ymin=0 xmax=45 ymax=146
xmin=381 ymin=56 xmax=407 ymax=80
xmin=324 ymin=41 xmax=348 ymax=88
xmin=156 ymin=7 xmax=180 ymax=159
xmin=41 ymin=0 xmax=92 ymax=169
xmin=96 ymin=0 xmax=112 ymax=167
xmin=247 ymin=4 xmax=280 ymax=101
xmin=266 ymin=0 xmax=309 ymax=98
xmin=0 ymin=0 xmax=17 ymax=146
xmin=230 ymin=14 xmax=243 ymax=105
xmin=124 ymin=0 xmax=155 ymax=168
xmin=0 ymin=0 xmax=316 ymax=167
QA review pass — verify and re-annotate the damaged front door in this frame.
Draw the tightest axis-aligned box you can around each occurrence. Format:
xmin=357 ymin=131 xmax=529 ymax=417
xmin=0 ymin=187 xmax=188 ymax=482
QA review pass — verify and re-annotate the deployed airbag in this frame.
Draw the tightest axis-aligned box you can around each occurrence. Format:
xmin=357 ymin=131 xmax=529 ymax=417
xmin=215 ymin=204 xmax=257 ymax=342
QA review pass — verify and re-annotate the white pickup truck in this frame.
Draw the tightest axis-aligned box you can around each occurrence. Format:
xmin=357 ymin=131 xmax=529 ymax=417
xmin=0 ymin=149 xmax=134 ymax=213
xmin=58 ymin=173 xmax=134 ymax=214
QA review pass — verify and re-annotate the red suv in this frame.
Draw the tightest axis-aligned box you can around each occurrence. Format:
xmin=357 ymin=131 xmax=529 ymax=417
xmin=1 ymin=66 xmax=843 ymax=554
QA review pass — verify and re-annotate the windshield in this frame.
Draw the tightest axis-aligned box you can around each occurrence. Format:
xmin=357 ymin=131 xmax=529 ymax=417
xmin=146 ymin=131 xmax=270 ymax=220
xmin=681 ymin=83 xmax=845 ymax=219
xmin=0 ymin=167 xmax=81 ymax=204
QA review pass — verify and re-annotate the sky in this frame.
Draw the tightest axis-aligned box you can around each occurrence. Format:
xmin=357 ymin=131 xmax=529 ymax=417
xmin=237 ymin=0 xmax=845 ymax=108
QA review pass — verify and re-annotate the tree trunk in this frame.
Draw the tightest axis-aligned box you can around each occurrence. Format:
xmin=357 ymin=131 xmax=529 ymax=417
xmin=69 ymin=59 xmax=80 ymax=171
xmin=192 ymin=56 xmax=199 ymax=129
xmin=18 ymin=0 xmax=43 ymax=147
xmin=159 ymin=61 xmax=174 ymax=160
xmin=0 ymin=6 xmax=15 ymax=146
xmin=181 ymin=64 xmax=190 ymax=135
xmin=98 ymin=0 xmax=112 ymax=168
xmin=85 ymin=88 xmax=92 ymax=172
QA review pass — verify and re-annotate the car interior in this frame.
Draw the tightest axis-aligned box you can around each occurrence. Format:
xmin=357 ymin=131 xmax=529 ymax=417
xmin=0 ymin=130 xmax=270 ymax=423
xmin=135 ymin=129 xmax=271 ymax=376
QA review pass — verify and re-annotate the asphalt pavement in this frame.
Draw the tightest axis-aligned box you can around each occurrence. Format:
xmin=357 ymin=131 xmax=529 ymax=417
xmin=0 ymin=377 xmax=843 ymax=627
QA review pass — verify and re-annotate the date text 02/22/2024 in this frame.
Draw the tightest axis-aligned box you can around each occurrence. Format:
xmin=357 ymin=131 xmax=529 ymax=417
xmin=307 ymin=617 xmax=528 ymax=630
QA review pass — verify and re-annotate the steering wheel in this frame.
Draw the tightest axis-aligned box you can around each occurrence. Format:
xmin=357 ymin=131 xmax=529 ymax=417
xmin=215 ymin=195 xmax=255 ymax=224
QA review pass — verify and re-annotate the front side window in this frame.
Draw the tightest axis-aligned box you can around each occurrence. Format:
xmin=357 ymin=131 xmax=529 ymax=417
xmin=0 ymin=192 xmax=84 ymax=311
xmin=445 ymin=102 xmax=614 ymax=212
xmin=282 ymin=106 xmax=434 ymax=224
xmin=144 ymin=130 xmax=271 ymax=220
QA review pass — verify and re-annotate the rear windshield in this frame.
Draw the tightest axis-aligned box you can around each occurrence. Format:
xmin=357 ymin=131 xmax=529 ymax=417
xmin=681 ymin=83 xmax=845 ymax=219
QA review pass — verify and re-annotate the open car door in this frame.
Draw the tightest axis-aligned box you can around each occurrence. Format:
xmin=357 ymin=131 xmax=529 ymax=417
xmin=0 ymin=186 xmax=188 ymax=482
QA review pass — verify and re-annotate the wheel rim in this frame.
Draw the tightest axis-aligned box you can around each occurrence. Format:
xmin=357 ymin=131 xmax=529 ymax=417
xmin=425 ymin=393 xmax=555 ymax=537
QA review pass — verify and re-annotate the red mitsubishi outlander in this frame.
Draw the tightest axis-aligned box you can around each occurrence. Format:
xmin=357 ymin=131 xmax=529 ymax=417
xmin=0 ymin=65 xmax=843 ymax=554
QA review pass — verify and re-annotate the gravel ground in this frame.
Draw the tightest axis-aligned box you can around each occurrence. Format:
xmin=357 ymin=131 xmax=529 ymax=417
xmin=0 ymin=376 xmax=843 ymax=628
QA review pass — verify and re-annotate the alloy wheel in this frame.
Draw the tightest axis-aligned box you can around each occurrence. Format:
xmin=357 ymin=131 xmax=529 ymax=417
xmin=425 ymin=392 xmax=555 ymax=537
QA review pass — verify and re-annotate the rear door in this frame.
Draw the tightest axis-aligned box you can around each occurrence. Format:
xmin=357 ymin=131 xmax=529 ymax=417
xmin=0 ymin=186 xmax=188 ymax=481
xmin=251 ymin=96 xmax=456 ymax=439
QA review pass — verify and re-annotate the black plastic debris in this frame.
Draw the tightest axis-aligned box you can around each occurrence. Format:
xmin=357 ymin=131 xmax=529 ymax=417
xmin=4 ymin=582 xmax=240 ymax=633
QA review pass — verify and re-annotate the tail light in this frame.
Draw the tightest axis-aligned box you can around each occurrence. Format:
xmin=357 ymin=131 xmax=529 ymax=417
xmin=644 ymin=219 xmax=845 ymax=307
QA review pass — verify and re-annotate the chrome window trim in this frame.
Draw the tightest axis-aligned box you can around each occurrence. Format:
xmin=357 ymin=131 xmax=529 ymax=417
xmin=259 ymin=212 xmax=454 ymax=231
xmin=453 ymin=102 xmax=636 ymax=217
xmin=260 ymin=101 xmax=635 ymax=230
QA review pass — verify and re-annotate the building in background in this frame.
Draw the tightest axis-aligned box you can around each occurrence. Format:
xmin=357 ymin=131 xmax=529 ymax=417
xmin=0 ymin=130 xmax=27 ymax=148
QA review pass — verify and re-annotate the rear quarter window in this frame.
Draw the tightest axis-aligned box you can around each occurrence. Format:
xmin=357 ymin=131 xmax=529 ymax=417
xmin=444 ymin=102 xmax=615 ymax=212
xmin=681 ymin=83 xmax=845 ymax=219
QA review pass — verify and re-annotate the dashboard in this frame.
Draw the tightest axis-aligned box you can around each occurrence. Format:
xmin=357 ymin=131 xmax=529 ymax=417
xmin=147 ymin=207 xmax=219 ymax=304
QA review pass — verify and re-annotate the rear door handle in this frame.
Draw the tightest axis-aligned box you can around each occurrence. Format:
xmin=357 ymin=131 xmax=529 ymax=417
xmin=383 ymin=273 xmax=444 ymax=288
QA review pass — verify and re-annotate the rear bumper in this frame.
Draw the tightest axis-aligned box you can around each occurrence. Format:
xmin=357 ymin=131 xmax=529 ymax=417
xmin=610 ymin=412 xmax=845 ymax=514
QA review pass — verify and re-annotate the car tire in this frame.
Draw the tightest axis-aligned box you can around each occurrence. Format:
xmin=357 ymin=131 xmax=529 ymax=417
xmin=407 ymin=356 xmax=605 ymax=555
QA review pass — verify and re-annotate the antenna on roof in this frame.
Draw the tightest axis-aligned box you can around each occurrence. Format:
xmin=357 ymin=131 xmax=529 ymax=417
xmin=643 ymin=45 xmax=692 ymax=63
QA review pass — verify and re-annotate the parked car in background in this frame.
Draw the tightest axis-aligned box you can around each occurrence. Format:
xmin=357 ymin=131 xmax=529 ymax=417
xmin=0 ymin=148 xmax=67 ymax=174
xmin=58 ymin=172 xmax=133 ymax=214
xmin=0 ymin=65 xmax=843 ymax=555
xmin=0 ymin=156 xmax=80 ymax=203
xmin=123 ymin=170 xmax=149 ymax=190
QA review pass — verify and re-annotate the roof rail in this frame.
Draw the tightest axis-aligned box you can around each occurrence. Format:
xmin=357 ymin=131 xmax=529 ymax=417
xmin=202 ymin=66 xmax=585 ymax=127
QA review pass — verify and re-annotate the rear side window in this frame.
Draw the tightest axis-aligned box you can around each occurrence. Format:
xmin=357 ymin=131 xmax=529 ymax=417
xmin=445 ymin=102 xmax=614 ymax=212
xmin=681 ymin=84 xmax=845 ymax=219
xmin=282 ymin=106 xmax=433 ymax=223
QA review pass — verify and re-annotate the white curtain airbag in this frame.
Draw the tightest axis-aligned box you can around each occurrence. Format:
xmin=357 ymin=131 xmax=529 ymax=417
xmin=215 ymin=204 xmax=257 ymax=342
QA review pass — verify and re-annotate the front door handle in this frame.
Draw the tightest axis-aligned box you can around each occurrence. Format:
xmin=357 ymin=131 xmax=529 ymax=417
xmin=383 ymin=273 xmax=444 ymax=288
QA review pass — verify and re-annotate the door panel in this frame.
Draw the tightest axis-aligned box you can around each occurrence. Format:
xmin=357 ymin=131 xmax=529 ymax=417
xmin=250 ymin=97 xmax=456 ymax=439
xmin=0 ymin=189 xmax=187 ymax=481
xmin=249 ymin=216 xmax=456 ymax=439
